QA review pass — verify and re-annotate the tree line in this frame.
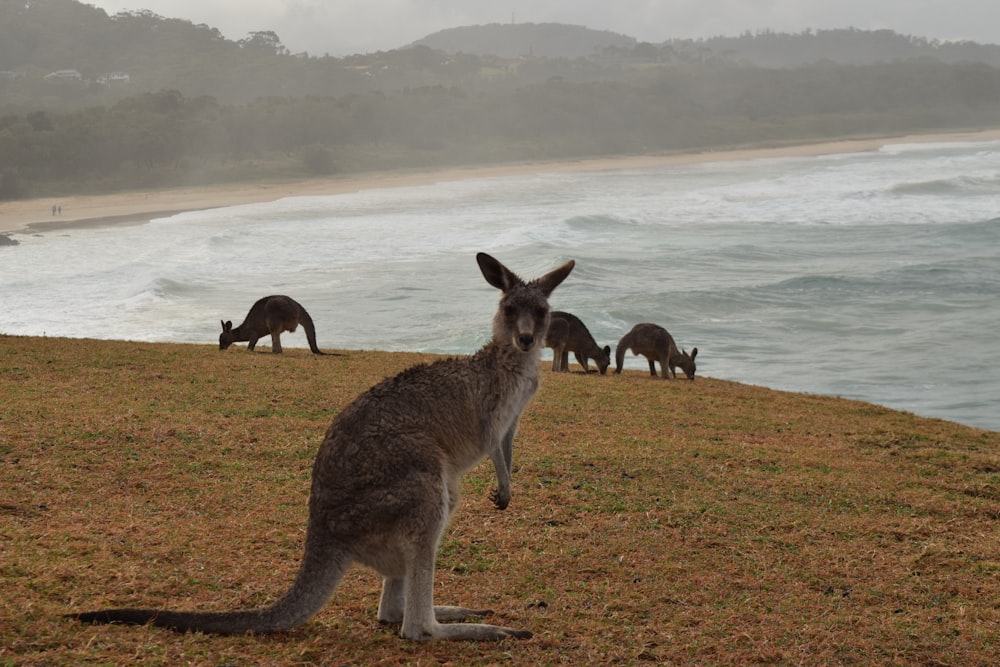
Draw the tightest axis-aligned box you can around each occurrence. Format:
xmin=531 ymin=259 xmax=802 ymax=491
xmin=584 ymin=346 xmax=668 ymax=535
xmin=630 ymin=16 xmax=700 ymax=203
xmin=3 ymin=57 xmax=999 ymax=200
xmin=6 ymin=0 xmax=1000 ymax=110
xmin=3 ymin=1 xmax=1000 ymax=199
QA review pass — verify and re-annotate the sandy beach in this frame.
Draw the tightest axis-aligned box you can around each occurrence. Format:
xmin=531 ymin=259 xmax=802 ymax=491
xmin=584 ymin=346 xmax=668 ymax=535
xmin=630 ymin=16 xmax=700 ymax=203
xmin=3 ymin=129 xmax=999 ymax=236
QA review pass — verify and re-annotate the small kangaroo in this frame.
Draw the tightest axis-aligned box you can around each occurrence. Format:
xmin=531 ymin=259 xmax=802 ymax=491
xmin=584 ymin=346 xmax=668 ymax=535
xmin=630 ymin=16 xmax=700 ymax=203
xmin=68 ymin=252 xmax=574 ymax=641
xmin=614 ymin=322 xmax=698 ymax=380
xmin=219 ymin=295 xmax=325 ymax=355
xmin=544 ymin=311 xmax=611 ymax=374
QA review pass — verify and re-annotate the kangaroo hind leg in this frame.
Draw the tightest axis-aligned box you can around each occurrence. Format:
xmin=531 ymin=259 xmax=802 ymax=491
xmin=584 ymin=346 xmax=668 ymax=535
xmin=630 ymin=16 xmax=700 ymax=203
xmin=266 ymin=315 xmax=285 ymax=353
xmin=377 ymin=577 xmax=406 ymax=624
xmin=398 ymin=481 xmax=528 ymax=641
xmin=550 ymin=345 xmax=563 ymax=371
xmin=399 ymin=547 xmax=530 ymax=641
xmin=379 ymin=577 xmax=491 ymax=625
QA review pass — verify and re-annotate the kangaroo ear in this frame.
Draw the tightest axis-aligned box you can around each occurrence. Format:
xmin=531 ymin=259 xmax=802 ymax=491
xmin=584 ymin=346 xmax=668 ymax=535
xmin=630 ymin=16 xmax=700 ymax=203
xmin=691 ymin=347 xmax=698 ymax=360
xmin=531 ymin=259 xmax=575 ymax=297
xmin=604 ymin=345 xmax=611 ymax=356
xmin=222 ymin=320 xmax=232 ymax=332
xmin=477 ymin=252 xmax=524 ymax=292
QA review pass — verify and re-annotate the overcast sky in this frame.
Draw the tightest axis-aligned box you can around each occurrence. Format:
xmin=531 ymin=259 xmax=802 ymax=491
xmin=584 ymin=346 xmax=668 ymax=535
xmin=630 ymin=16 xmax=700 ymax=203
xmin=85 ymin=1 xmax=1000 ymax=56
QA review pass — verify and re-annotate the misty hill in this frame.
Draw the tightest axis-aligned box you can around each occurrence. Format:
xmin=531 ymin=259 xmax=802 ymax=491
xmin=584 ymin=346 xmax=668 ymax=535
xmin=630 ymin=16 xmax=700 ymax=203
xmin=684 ymin=28 xmax=1000 ymax=68
xmin=411 ymin=23 xmax=636 ymax=58
xmin=4 ymin=0 xmax=1000 ymax=110
xmin=3 ymin=0 xmax=1000 ymax=201
xmin=409 ymin=23 xmax=1000 ymax=66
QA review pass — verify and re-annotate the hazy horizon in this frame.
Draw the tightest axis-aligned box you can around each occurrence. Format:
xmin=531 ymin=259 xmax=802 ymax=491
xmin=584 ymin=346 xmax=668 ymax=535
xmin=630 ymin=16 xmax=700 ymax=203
xmin=84 ymin=0 xmax=1000 ymax=56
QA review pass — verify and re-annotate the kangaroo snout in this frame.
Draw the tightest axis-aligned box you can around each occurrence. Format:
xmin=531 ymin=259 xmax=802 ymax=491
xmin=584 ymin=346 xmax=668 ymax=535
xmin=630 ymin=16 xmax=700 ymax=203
xmin=506 ymin=308 xmax=544 ymax=352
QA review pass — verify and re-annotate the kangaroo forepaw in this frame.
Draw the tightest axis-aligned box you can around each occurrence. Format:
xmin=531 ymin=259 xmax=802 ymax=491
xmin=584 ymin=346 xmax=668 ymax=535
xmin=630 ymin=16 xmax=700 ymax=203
xmin=490 ymin=488 xmax=510 ymax=510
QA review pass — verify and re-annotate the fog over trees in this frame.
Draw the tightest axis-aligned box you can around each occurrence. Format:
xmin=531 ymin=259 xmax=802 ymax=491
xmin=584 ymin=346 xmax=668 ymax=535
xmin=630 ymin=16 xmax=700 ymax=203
xmin=2 ymin=0 xmax=999 ymax=199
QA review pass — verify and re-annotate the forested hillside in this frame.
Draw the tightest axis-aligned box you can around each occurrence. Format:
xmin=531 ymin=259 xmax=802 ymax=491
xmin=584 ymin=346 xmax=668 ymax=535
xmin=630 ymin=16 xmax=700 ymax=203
xmin=685 ymin=28 xmax=1000 ymax=68
xmin=413 ymin=24 xmax=1000 ymax=67
xmin=2 ymin=0 xmax=999 ymax=200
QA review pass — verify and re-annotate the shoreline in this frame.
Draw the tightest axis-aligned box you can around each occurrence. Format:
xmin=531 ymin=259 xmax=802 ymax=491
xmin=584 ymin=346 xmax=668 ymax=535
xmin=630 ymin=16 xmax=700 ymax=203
xmin=3 ymin=128 xmax=1000 ymax=235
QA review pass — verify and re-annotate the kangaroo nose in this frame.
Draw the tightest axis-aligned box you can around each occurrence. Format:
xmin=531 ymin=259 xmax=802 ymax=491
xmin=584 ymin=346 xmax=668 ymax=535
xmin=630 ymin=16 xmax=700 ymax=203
xmin=517 ymin=334 xmax=534 ymax=349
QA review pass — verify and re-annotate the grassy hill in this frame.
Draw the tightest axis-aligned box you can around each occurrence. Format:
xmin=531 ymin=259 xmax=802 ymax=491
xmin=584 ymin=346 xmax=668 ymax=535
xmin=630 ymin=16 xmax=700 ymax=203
xmin=2 ymin=335 xmax=998 ymax=665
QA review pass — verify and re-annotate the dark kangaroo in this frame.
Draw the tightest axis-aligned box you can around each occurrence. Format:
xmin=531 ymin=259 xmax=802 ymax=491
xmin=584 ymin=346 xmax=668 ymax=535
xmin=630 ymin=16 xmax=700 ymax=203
xmin=68 ymin=252 xmax=574 ymax=641
xmin=614 ymin=322 xmax=698 ymax=380
xmin=544 ymin=311 xmax=611 ymax=374
xmin=219 ymin=295 xmax=324 ymax=355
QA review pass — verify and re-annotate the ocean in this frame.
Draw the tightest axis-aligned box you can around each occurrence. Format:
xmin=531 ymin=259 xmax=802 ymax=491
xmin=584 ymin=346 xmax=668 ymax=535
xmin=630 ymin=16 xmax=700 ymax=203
xmin=2 ymin=138 xmax=999 ymax=431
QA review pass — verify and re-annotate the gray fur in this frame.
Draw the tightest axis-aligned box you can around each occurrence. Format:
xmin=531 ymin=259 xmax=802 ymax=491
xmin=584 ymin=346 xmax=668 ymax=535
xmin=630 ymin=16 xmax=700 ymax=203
xmin=544 ymin=311 xmax=611 ymax=374
xmin=219 ymin=295 xmax=325 ymax=354
xmin=614 ymin=322 xmax=698 ymax=380
xmin=68 ymin=252 xmax=574 ymax=641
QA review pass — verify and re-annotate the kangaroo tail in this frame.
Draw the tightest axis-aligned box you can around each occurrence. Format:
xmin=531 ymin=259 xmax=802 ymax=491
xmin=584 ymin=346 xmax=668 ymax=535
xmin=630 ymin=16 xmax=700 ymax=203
xmin=67 ymin=519 xmax=350 ymax=635
xmin=298 ymin=309 xmax=325 ymax=355
xmin=614 ymin=336 xmax=629 ymax=374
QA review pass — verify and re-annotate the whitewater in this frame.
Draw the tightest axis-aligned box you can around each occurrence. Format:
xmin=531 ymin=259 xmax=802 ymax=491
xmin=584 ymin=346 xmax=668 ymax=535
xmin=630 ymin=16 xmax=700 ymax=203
xmin=2 ymin=138 xmax=999 ymax=431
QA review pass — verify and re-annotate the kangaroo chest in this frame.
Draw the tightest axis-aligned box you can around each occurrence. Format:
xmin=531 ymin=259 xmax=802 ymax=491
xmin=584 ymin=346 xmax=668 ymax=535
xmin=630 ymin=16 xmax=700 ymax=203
xmin=492 ymin=370 xmax=539 ymax=435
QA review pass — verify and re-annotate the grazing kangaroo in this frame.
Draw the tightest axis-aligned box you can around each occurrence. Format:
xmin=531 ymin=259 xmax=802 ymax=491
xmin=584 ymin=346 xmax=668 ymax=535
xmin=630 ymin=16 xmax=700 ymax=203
xmin=68 ymin=252 xmax=574 ymax=641
xmin=219 ymin=295 xmax=325 ymax=355
xmin=544 ymin=311 xmax=611 ymax=374
xmin=614 ymin=322 xmax=698 ymax=380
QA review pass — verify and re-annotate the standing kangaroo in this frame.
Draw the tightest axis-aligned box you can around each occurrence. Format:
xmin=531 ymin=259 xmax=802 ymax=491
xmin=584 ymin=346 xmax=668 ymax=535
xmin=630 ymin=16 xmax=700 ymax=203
xmin=614 ymin=322 xmax=698 ymax=380
xmin=544 ymin=311 xmax=611 ymax=374
xmin=68 ymin=252 xmax=574 ymax=641
xmin=219 ymin=295 xmax=325 ymax=355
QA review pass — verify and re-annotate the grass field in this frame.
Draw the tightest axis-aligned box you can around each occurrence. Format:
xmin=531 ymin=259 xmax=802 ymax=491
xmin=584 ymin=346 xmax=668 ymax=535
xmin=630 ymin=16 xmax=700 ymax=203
xmin=2 ymin=335 xmax=998 ymax=665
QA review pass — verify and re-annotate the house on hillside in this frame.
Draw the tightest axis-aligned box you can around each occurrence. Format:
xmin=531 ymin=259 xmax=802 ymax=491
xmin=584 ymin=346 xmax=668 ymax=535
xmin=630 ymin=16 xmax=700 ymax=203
xmin=97 ymin=71 xmax=130 ymax=84
xmin=44 ymin=69 xmax=82 ymax=80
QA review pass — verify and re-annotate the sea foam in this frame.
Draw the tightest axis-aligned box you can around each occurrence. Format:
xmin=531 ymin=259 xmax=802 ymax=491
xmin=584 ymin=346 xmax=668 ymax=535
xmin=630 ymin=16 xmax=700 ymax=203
xmin=3 ymin=139 xmax=998 ymax=430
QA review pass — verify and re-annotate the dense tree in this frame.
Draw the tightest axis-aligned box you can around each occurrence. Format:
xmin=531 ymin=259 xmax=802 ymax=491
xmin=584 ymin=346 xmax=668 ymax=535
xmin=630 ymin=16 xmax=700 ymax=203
xmin=3 ymin=55 xmax=999 ymax=199
xmin=2 ymin=1 xmax=999 ymax=198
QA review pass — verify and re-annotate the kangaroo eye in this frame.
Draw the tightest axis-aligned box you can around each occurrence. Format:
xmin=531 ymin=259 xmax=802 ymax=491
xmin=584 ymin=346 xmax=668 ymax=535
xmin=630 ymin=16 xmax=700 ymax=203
xmin=504 ymin=305 xmax=516 ymax=318
xmin=536 ymin=307 xmax=547 ymax=319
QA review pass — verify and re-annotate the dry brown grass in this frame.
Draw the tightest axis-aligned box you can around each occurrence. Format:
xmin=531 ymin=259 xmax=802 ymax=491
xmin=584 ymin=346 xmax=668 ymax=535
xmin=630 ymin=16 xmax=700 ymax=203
xmin=2 ymin=335 xmax=998 ymax=666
